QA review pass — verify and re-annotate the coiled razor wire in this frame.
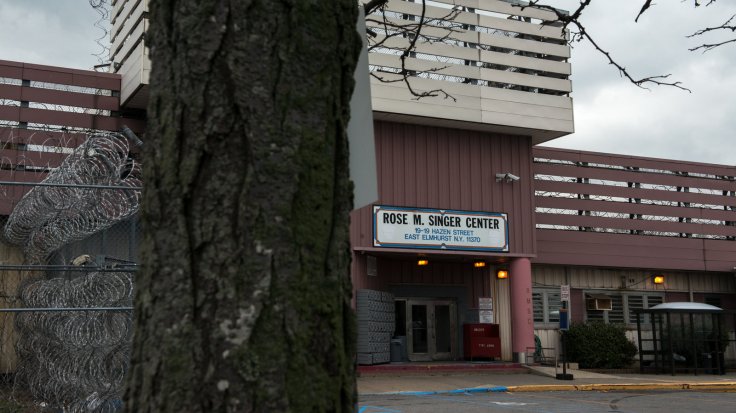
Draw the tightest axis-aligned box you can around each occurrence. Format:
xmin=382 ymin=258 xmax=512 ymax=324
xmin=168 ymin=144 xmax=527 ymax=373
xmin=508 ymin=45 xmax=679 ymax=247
xmin=2 ymin=131 xmax=140 ymax=412
xmin=3 ymin=131 xmax=141 ymax=263
xmin=13 ymin=272 xmax=133 ymax=412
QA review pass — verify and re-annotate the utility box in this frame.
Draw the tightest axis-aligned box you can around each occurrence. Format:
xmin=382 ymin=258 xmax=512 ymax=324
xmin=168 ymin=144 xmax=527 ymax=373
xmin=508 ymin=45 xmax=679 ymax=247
xmin=463 ymin=323 xmax=501 ymax=360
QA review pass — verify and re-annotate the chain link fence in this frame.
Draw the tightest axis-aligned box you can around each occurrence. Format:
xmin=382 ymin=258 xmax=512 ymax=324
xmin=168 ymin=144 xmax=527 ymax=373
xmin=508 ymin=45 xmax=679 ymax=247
xmin=0 ymin=131 xmax=140 ymax=412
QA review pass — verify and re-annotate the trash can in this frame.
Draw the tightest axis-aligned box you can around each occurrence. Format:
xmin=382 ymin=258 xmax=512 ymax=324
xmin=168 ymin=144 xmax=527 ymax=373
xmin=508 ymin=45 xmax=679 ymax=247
xmin=390 ymin=339 xmax=403 ymax=363
xmin=390 ymin=336 xmax=408 ymax=362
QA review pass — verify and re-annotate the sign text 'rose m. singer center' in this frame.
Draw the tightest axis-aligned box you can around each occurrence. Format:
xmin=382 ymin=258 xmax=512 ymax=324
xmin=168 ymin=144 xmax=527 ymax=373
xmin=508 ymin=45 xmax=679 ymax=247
xmin=373 ymin=205 xmax=509 ymax=252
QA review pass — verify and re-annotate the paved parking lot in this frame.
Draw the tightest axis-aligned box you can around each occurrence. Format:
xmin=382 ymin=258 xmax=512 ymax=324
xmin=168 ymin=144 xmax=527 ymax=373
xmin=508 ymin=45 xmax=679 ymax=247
xmin=359 ymin=390 xmax=736 ymax=413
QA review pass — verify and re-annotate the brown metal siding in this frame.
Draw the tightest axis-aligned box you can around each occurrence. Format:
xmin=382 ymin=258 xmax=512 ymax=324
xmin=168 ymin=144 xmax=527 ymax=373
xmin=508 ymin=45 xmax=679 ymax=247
xmin=1 ymin=148 xmax=65 ymax=169
xmin=0 ymin=128 xmax=87 ymax=148
xmin=0 ymin=60 xmax=144 ymax=215
xmin=535 ymin=180 xmax=736 ymax=207
xmin=350 ymin=254 xmax=388 ymax=293
xmin=0 ymin=60 xmax=121 ymax=90
xmin=537 ymin=214 xmax=736 ymax=238
xmin=352 ymin=120 xmax=536 ymax=252
xmin=0 ymin=60 xmax=144 ymax=133
xmin=570 ymin=288 xmax=584 ymax=323
xmin=533 ymin=265 xmax=735 ymax=294
xmin=534 ymin=162 xmax=736 ymax=192
xmin=537 ymin=197 xmax=736 ymax=222
xmin=535 ymin=146 xmax=736 ymax=178
xmin=703 ymin=239 xmax=736 ymax=272
xmin=536 ymin=230 xmax=710 ymax=271
xmin=22 ymin=87 xmax=120 ymax=112
xmin=533 ymin=147 xmax=736 ymax=272
xmin=351 ymin=121 xmax=536 ymax=296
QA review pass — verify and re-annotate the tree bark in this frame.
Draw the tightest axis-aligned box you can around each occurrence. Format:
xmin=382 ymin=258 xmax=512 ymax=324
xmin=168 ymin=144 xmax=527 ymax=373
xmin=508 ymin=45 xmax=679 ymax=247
xmin=125 ymin=1 xmax=361 ymax=412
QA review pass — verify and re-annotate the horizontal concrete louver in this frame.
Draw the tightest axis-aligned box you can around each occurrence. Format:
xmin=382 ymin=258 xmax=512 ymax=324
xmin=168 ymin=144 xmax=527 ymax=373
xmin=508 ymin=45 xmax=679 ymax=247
xmin=367 ymin=0 xmax=574 ymax=142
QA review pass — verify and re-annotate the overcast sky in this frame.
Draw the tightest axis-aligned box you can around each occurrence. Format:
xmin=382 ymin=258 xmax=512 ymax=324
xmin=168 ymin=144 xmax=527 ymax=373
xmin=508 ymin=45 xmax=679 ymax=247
xmin=548 ymin=0 xmax=736 ymax=166
xmin=1 ymin=0 xmax=734 ymax=165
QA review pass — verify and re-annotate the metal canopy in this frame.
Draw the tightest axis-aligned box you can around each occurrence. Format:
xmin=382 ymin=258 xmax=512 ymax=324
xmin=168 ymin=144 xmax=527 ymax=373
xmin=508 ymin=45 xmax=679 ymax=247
xmin=649 ymin=302 xmax=723 ymax=312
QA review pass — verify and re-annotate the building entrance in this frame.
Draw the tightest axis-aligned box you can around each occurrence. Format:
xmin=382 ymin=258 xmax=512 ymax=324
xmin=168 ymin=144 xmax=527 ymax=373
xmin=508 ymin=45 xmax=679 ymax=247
xmin=403 ymin=299 xmax=457 ymax=361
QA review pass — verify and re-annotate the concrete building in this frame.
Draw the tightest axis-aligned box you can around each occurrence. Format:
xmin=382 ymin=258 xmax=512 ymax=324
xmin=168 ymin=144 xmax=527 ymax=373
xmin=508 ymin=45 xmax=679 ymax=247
xmin=1 ymin=0 xmax=735 ymax=368
xmin=350 ymin=0 xmax=736 ymax=364
xmin=94 ymin=0 xmax=736 ymax=365
xmin=109 ymin=0 xmax=150 ymax=109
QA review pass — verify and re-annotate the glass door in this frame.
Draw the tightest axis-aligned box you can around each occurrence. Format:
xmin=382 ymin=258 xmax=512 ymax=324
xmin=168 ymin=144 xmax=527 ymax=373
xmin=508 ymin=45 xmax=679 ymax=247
xmin=410 ymin=303 xmax=429 ymax=356
xmin=433 ymin=303 xmax=453 ymax=359
xmin=406 ymin=299 xmax=456 ymax=361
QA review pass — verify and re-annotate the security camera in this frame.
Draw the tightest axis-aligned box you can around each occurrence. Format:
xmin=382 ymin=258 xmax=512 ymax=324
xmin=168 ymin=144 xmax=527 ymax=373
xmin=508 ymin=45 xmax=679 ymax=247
xmin=496 ymin=173 xmax=520 ymax=183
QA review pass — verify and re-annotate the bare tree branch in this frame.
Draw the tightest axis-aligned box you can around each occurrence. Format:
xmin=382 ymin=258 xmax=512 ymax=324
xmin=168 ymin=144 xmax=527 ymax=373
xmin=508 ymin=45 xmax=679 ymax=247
xmin=689 ymin=14 xmax=735 ymax=36
xmin=635 ymin=0 xmax=654 ymax=22
xmin=365 ymin=0 xmax=462 ymax=101
xmin=363 ymin=0 xmax=389 ymax=16
xmin=694 ymin=0 xmax=718 ymax=7
xmin=689 ymin=37 xmax=736 ymax=52
xmin=367 ymin=0 xmax=732 ymax=96
xmin=687 ymin=14 xmax=736 ymax=52
xmin=397 ymin=1 xmax=457 ymax=100
xmin=518 ymin=0 xmax=691 ymax=92
xmin=369 ymin=71 xmax=455 ymax=101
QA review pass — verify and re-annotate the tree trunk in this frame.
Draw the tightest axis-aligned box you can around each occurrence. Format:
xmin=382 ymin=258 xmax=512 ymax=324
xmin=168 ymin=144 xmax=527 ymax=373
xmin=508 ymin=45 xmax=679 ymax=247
xmin=124 ymin=1 xmax=361 ymax=412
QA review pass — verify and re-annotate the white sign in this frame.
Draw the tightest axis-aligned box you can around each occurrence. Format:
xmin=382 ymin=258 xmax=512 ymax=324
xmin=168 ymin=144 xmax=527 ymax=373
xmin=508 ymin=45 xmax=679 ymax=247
xmin=479 ymin=310 xmax=494 ymax=324
xmin=560 ymin=285 xmax=570 ymax=302
xmin=373 ymin=206 xmax=508 ymax=252
xmin=479 ymin=297 xmax=493 ymax=310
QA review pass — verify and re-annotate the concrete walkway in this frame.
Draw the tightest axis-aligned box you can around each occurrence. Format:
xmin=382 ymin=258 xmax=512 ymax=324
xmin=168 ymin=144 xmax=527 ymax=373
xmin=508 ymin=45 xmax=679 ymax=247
xmin=358 ymin=366 xmax=736 ymax=395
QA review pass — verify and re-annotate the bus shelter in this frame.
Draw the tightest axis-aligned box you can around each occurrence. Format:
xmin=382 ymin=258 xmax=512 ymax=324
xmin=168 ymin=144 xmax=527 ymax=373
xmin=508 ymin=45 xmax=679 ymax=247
xmin=636 ymin=302 xmax=736 ymax=375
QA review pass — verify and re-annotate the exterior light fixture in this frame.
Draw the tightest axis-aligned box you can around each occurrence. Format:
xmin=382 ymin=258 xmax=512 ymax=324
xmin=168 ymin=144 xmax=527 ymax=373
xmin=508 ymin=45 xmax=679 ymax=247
xmin=417 ymin=259 xmax=429 ymax=266
xmin=474 ymin=261 xmax=486 ymax=268
xmin=496 ymin=269 xmax=509 ymax=279
xmin=653 ymin=275 xmax=665 ymax=285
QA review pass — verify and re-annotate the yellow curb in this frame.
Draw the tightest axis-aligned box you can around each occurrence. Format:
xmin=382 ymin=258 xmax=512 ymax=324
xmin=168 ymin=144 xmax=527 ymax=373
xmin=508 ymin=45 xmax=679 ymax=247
xmin=506 ymin=382 xmax=736 ymax=393
xmin=688 ymin=382 xmax=736 ymax=391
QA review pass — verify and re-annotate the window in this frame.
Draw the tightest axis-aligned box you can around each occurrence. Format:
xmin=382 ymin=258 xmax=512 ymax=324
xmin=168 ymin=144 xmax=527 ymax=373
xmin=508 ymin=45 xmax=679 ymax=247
xmin=627 ymin=294 xmax=664 ymax=324
xmin=533 ymin=289 xmax=561 ymax=325
xmin=587 ymin=294 xmax=623 ymax=323
xmin=532 ymin=292 xmax=544 ymax=323
xmin=585 ymin=292 xmax=664 ymax=326
xmin=608 ymin=295 xmax=626 ymax=324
